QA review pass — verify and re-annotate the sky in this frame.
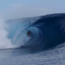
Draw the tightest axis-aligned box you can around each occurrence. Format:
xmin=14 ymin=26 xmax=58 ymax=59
xmin=0 ymin=0 xmax=65 ymax=21
xmin=0 ymin=0 xmax=40 ymax=9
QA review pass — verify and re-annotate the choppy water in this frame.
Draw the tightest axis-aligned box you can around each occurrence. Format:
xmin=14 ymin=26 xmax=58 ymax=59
xmin=0 ymin=43 xmax=65 ymax=65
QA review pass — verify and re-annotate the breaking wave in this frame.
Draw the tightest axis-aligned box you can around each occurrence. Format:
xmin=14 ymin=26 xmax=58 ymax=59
xmin=0 ymin=13 xmax=65 ymax=50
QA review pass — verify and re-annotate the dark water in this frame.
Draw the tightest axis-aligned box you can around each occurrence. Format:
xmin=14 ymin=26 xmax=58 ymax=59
xmin=0 ymin=47 xmax=43 ymax=58
xmin=0 ymin=48 xmax=31 ymax=58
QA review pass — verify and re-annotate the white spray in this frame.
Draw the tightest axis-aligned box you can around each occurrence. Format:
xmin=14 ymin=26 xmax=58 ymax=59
xmin=0 ymin=16 xmax=16 ymax=49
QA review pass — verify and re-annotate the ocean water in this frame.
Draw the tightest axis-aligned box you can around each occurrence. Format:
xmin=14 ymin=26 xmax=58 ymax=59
xmin=0 ymin=43 xmax=65 ymax=65
xmin=0 ymin=13 xmax=65 ymax=65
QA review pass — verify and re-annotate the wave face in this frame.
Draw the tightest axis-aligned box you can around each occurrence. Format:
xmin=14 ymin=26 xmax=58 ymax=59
xmin=1 ymin=13 xmax=65 ymax=49
xmin=6 ymin=17 xmax=40 ymax=49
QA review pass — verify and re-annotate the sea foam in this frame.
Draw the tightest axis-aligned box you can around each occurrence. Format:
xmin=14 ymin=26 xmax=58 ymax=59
xmin=0 ymin=16 xmax=17 ymax=49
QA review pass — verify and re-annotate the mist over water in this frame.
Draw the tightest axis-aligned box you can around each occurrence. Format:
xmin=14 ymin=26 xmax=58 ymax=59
xmin=0 ymin=16 xmax=16 ymax=49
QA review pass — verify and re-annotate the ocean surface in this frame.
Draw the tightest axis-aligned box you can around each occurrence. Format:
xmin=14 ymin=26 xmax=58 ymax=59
xmin=0 ymin=13 xmax=65 ymax=65
xmin=0 ymin=43 xmax=65 ymax=65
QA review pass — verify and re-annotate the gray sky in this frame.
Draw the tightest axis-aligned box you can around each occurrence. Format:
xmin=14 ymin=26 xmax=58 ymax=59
xmin=0 ymin=0 xmax=65 ymax=21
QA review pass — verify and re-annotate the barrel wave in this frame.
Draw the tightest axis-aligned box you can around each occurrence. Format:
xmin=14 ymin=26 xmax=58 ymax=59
xmin=4 ymin=13 xmax=65 ymax=50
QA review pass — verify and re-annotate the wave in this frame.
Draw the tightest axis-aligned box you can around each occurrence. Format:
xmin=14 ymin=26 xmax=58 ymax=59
xmin=0 ymin=13 xmax=65 ymax=50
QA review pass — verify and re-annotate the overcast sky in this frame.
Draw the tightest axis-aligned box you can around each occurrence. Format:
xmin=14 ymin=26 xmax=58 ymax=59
xmin=0 ymin=0 xmax=65 ymax=21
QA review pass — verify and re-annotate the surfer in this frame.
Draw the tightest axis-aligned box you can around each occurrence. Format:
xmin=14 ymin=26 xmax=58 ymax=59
xmin=27 ymin=30 xmax=31 ymax=37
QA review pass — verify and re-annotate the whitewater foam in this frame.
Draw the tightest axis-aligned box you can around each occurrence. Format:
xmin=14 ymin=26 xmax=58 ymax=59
xmin=0 ymin=16 xmax=18 ymax=49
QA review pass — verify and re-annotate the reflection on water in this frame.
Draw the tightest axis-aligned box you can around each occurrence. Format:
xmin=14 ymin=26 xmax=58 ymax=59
xmin=0 ymin=48 xmax=31 ymax=58
xmin=0 ymin=47 xmax=43 ymax=58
